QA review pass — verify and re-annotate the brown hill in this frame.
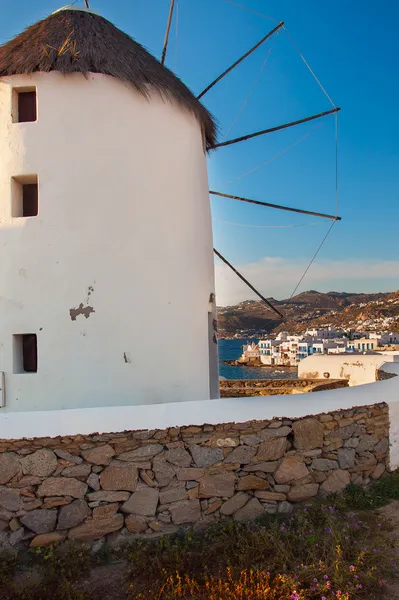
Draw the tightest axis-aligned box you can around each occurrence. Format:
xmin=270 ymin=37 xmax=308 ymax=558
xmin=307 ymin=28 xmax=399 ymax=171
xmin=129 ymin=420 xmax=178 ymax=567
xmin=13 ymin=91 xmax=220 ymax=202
xmin=217 ymin=291 xmax=399 ymax=338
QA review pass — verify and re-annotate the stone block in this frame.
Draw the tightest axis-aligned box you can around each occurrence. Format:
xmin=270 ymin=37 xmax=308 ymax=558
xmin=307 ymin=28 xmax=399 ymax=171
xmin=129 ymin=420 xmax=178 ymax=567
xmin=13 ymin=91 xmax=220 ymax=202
xmin=57 ymin=500 xmax=90 ymax=529
xmin=54 ymin=450 xmax=83 ymax=464
xmin=274 ymin=458 xmax=309 ymax=484
xmin=30 ymin=532 xmax=66 ymax=547
xmin=68 ymin=514 xmax=124 ymax=540
xmin=176 ymin=468 xmax=205 ymax=481
xmin=21 ymin=509 xmax=57 ymax=534
xmin=198 ymin=473 xmax=236 ymax=498
xmin=233 ymin=498 xmax=264 ymax=522
xmin=237 ymin=475 xmax=269 ymax=491
xmin=170 ymin=499 xmax=201 ymax=524
xmin=337 ymin=448 xmax=356 ymax=469
xmin=125 ymin=515 xmax=147 ymax=533
xmin=82 ymin=444 xmax=116 ymax=466
xmin=118 ymin=444 xmax=163 ymax=462
xmin=21 ymin=449 xmax=57 ymax=477
xmin=242 ymin=462 xmax=278 ymax=473
xmin=159 ymin=487 xmax=188 ymax=504
xmin=371 ymin=464 xmax=385 ymax=480
xmin=87 ymin=491 xmax=130 ymax=502
xmin=278 ymin=501 xmax=293 ymax=514
xmin=321 ymin=469 xmax=351 ymax=494
xmin=292 ymin=419 xmax=324 ymax=450
xmin=38 ymin=477 xmax=87 ymax=499
xmin=312 ymin=459 xmax=338 ymax=471
xmin=93 ymin=503 xmax=119 ymax=519
xmin=165 ymin=448 xmax=192 ymax=467
xmin=220 ymin=492 xmax=249 ymax=516
xmin=0 ymin=487 xmax=23 ymax=512
xmin=62 ymin=464 xmax=92 ymax=478
xmin=223 ymin=446 xmax=256 ymax=465
xmin=287 ymin=483 xmax=319 ymax=502
xmin=121 ymin=488 xmax=159 ymax=516
xmin=0 ymin=453 xmax=21 ymax=484
xmin=256 ymin=438 xmax=287 ymax=461
xmin=153 ymin=460 xmax=176 ymax=487
xmin=254 ymin=491 xmax=286 ymax=501
xmin=190 ymin=445 xmax=224 ymax=468
xmin=260 ymin=426 xmax=292 ymax=439
xmin=100 ymin=465 xmax=138 ymax=492
xmin=87 ymin=473 xmax=100 ymax=491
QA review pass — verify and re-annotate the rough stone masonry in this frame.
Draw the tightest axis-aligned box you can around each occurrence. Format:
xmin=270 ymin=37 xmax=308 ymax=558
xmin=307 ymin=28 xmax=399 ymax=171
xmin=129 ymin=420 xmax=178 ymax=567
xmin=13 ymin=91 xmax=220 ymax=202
xmin=0 ymin=403 xmax=389 ymax=549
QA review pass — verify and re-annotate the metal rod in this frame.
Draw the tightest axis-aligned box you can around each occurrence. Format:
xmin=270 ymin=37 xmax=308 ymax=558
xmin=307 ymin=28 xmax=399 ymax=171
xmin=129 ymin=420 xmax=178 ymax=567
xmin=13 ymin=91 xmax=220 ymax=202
xmin=210 ymin=191 xmax=341 ymax=221
xmin=197 ymin=21 xmax=284 ymax=100
xmin=161 ymin=0 xmax=176 ymax=65
xmin=84 ymin=0 xmax=90 ymax=7
xmin=213 ymin=248 xmax=284 ymax=319
xmin=211 ymin=107 xmax=341 ymax=149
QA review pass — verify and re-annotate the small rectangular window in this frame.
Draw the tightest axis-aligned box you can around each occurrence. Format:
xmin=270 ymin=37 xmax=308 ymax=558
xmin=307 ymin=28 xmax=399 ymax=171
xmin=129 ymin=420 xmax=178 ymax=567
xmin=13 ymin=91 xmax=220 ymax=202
xmin=12 ymin=175 xmax=38 ymax=217
xmin=13 ymin=88 xmax=37 ymax=123
xmin=13 ymin=334 xmax=38 ymax=373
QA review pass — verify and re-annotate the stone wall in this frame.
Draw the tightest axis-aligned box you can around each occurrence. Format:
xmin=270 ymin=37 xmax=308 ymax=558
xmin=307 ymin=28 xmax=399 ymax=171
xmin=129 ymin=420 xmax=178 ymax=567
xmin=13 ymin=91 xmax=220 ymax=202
xmin=0 ymin=403 xmax=389 ymax=549
xmin=220 ymin=379 xmax=348 ymax=397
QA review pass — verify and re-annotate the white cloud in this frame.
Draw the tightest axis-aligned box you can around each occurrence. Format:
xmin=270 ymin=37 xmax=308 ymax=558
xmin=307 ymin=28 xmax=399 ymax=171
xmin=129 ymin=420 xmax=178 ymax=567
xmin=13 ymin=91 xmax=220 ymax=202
xmin=215 ymin=256 xmax=399 ymax=306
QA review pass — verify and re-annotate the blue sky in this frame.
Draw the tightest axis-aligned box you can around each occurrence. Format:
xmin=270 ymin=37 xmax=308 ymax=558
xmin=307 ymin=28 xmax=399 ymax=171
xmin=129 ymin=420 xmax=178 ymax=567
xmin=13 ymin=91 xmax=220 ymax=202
xmin=2 ymin=0 xmax=398 ymax=304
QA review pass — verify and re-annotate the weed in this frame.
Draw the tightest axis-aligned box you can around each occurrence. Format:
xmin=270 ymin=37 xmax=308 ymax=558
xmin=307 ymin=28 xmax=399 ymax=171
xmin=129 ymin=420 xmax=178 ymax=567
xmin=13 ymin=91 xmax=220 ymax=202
xmin=333 ymin=473 xmax=399 ymax=511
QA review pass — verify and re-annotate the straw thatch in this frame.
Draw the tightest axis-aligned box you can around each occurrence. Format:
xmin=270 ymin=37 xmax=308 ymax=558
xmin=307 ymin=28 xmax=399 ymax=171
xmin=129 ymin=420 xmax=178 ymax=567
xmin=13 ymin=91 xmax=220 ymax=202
xmin=0 ymin=8 xmax=216 ymax=149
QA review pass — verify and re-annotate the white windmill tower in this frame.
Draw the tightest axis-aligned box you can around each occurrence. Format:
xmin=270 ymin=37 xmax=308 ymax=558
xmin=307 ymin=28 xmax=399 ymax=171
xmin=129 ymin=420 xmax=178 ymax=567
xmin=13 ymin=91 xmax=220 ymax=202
xmin=0 ymin=5 xmax=220 ymax=412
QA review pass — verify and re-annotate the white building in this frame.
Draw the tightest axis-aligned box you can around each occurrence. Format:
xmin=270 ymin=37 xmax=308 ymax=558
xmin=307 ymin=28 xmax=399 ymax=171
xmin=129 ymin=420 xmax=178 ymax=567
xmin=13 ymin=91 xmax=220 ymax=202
xmin=306 ymin=327 xmax=344 ymax=339
xmin=370 ymin=332 xmax=399 ymax=345
xmin=0 ymin=6 xmax=219 ymax=412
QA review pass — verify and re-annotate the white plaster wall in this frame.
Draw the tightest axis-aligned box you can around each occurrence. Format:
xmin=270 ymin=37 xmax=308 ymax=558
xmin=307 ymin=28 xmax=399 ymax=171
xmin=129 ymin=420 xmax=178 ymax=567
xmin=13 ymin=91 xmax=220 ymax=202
xmin=0 ymin=72 xmax=218 ymax=412
xmin=298 ymin=354 xmax=399 ymax=386
xmin=0 ymin=364 xmax=397 ymax=440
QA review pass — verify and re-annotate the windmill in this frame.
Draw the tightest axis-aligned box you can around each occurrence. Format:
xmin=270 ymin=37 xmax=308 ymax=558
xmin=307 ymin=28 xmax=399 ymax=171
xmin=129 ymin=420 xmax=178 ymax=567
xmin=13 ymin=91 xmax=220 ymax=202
xmin=162 ymin=0 xmax=341 ymax=320
xmin=0 ymin=0 xmax=341 ymax=409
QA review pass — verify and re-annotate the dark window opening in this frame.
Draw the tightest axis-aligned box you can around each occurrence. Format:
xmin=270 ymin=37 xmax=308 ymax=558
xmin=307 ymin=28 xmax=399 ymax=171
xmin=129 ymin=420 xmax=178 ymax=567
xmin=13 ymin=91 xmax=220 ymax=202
xmin=22 ymin=183 xmax=38 ymax=216
xmin=13 ymin=334 xmax=38 ymax=373
xmin=12 ymin=175 xmax=38 ymax=217
xmin=17 ymin=90 xmax=37 ymax=123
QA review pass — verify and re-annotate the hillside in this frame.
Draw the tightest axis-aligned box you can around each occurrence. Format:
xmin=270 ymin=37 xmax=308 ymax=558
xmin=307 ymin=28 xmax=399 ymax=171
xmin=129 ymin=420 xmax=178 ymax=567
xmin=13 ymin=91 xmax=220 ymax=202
xmin=217 ymin=290 xmax=399 ymax=338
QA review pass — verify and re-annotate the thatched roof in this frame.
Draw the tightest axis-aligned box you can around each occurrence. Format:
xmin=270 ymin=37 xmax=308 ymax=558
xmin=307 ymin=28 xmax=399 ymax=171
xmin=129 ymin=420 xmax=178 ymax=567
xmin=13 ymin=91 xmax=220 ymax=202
xmin=0 ymin=6 xmax=216 ymax=149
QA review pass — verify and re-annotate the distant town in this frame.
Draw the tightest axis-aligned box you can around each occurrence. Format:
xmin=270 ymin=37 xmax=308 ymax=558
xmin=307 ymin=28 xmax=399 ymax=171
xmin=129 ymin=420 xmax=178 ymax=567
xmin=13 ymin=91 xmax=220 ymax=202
xmin=234 ymin=327 xmax=399 ymax=368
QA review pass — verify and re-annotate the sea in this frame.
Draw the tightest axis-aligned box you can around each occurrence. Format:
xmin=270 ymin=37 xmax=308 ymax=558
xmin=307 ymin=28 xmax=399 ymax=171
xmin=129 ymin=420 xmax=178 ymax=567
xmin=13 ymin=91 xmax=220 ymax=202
xmin=218 ymin=339 xmax=298 ymax=381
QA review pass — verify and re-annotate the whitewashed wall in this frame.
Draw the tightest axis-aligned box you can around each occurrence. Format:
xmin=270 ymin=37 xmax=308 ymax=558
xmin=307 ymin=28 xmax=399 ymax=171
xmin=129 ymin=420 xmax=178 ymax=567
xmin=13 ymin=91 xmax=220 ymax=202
xmin=299 ymin=354 xmax=399 ymax=386
xmin=0 ymin=72 xmax=218 ymax=412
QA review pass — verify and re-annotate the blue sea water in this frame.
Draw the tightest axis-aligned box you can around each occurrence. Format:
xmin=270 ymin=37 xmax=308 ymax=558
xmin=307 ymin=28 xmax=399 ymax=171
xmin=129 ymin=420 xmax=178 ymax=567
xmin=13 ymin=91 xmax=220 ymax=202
xmin=218 ymin=339 xmax=297 ymax=381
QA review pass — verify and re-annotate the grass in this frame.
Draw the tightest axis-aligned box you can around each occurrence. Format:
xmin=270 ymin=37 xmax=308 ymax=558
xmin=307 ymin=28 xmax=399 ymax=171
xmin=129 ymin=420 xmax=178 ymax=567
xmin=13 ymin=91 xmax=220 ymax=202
xmin=1 ymin=474 xmax=399 ymax=600
xmin=333 ymin=472 xmax=399 ymax=511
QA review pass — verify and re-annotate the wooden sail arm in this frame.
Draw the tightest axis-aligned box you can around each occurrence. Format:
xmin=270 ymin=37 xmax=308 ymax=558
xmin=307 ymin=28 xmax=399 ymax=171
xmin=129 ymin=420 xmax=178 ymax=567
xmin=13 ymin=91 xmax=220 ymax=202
xmin=161 ymin=0 xmax=176 ymax=65
xmin=210 ymin=191 xmax=341 ymax=221
xmin=197 ymin=22 xmax=284 ymax=100
xmin=211 ymin=107 xmax=341 ymax=149
xmin=213 ymin=249 xmax=284 ymax=319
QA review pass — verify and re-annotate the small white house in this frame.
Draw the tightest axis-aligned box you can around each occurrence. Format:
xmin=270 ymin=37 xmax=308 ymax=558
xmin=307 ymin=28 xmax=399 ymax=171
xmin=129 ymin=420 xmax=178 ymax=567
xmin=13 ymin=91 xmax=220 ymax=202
xmin=0 ymin=6 xmax=219 ymax=412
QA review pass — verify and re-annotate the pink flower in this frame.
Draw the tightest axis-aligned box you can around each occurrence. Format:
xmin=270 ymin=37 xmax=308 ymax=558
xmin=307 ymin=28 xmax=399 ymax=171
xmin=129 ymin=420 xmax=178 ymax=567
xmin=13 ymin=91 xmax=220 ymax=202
xmin=349 ymin=565 xmax=355 ymax=571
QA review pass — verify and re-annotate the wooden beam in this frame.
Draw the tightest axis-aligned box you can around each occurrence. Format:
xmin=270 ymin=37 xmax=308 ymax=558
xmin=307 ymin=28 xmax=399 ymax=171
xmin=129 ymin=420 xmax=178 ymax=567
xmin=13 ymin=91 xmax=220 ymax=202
xmin=211 ymin=107 xmax=341 ymax=149
xmin=213 ymin=249 xmax=284 ymax=318
xmin=197 ymin=22 xmax=284 ymax=100
xmin=161 ymin=0 xmax=176 ymax=65
xmin=210 ymin=191 xmax=341 ymax=221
